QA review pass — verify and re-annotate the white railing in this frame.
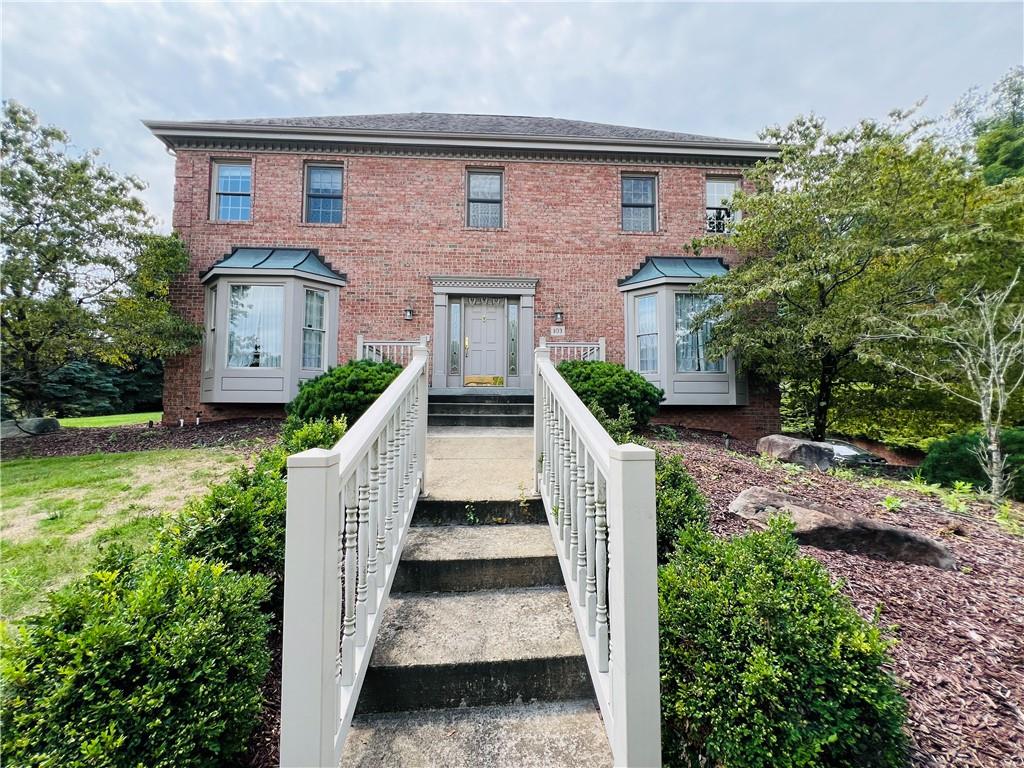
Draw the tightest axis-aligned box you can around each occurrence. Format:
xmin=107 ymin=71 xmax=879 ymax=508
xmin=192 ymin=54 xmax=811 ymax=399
xmin=357 ymin=334 xmax=430 ymax=366
xmin=533 ymin=343 xmax=661 ymax=767
xmin=541 ymin=336 xmax=606 ymax=363
xmin=279 ymin=345 xmax=429 ymax=768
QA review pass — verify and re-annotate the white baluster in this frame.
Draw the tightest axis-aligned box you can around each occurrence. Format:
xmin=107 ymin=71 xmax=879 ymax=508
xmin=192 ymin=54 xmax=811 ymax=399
xmin=551 ymin=400 xmax=562 ymax=520
xmin=562 ymin=419 xmax=574 ymax=560
xmin=595 ymin=472 xmax=609 ymax=673
xmin=355 ymin=455 xmax=369 ymax=646
xmin=341 ymin=474 xmax=358 ymax=684
xmin=385 ymin=414 xmax=398 ymax=564
xmin=367 ymin=437 xmax=380 ymax=614
xmin=583 ymin=451 xmax=596 ymax=615
xmin=569 ymin=433 xmax=582 ymax=581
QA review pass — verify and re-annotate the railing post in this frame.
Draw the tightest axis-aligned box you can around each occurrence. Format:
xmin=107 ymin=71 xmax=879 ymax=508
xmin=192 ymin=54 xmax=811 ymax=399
xmin=280 ymin=448 xmax=341 ymax=768
xmin=356 ymin=333 xmax=365 ymax=361
xmin=534 ymin=343 xmax=550 ymax=494
xmin=598 ymin=337 xmax=606 ymax=361
xmin=606 ymin=443 xmax=661 ymax=768
xmin=413 ymin=344 xmax=429 ymax=494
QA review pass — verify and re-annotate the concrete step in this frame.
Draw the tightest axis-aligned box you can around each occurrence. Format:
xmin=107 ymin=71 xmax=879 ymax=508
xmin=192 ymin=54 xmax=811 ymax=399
xmin=343 ymin=699 xmax=612 ymax=768
xmin=413 ymin=497 xmax=545 ymax=526
xmin=356 ymin=587 xmax=591 ymax=713
xmin=429 ymin=394 xmax=533 ymax=405
xmin=428 ymin=412 xmax=534 ymax=428
xmin=428 ymin=401 xmax=533 ymax=415
xmin=392 ymin=524 xmax=561 ymax=593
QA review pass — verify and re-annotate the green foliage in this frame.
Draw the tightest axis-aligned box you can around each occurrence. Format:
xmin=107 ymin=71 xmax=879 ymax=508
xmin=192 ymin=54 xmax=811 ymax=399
xmin=37 ymin=357 xmax=164 ymax=417
xmin=281 ymin=415 xmax=348 ymax=454
xmin=557 ymin=360 xmax=663 ymax=427
xmin=976 ymin=119 xmax=1024 ymax=185
xmin=0 ymin=550 xmax=271 ymax=768
xmin=654 ymin=454 xmax=709 ymax=561
xmin=588 ymin=401 xmax=638 ymax=444
xmin=1 ymin=101 xmax=199 ymax=416
xmin=659 ymin=519 xmax=908 ymax=767
xmin=286 ymin=358 xmax=402 ymax=427
xmin=920 ymin=429 xmax=1024 ymax=500
xmin=880 ymin=495 xmax=903 ymax=512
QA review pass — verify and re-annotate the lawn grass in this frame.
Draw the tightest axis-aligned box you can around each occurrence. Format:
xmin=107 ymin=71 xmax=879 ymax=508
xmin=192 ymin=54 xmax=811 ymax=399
xmin=58 ymin=411 xmax=162 ymax=428
xmin=0 ymin=448 xmax=247 ymax=619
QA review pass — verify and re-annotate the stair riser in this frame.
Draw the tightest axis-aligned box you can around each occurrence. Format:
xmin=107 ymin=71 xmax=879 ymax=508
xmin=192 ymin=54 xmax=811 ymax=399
xmin=428 ymin=414 xmax=533 ymax=427
xmin=356 ymin=656 xmax=592 ymax=713
xmin=429 ymin=395 xmax=533 ymax=405
xmin=428 ymin=402 xmax=533 ymax=415
xmin=392 ymin=556 xmax=563 ymax=593
xmin=413 ymin=498 xmax=545 ymax=526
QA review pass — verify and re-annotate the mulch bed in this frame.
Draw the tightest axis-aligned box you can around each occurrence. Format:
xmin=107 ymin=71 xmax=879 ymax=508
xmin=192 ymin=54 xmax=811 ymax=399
xmin=650 ymin=429 xmax=1024 ymax=768
xmin=0 ymin=418 xmax=283 ymax=459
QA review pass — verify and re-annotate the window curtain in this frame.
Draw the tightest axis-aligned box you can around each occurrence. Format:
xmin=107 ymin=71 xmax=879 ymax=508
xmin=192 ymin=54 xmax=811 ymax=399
xmin=636 ymin=295 xmax=658 ymax=373
xmin=302 ymin=290 xmax=326 ymax=369
xmin=227 ymin=285 xmax=284 ymax=368
xmin=675 ymin=293 xmax=725 ymax=372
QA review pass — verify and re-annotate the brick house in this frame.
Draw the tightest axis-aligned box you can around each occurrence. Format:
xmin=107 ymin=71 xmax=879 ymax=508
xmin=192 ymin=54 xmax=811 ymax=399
xmin=145 ymin=113 xmax=780 ymax=441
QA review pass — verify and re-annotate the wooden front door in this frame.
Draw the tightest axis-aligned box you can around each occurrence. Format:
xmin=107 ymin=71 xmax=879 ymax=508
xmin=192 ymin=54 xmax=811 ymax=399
xmin=463 ymin=297 xmax=505 ymax=386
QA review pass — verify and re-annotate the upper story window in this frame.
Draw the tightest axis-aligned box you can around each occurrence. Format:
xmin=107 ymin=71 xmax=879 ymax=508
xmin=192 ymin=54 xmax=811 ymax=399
xmin=305 ymin=165 xmax=344 ymax=224
xmin=636 ymin=294 xmax=659 ymax=373
xmin=212 ymin=161 xmax=252 ymax=222
xmin=675 ymin=292 xmax=725 ymax=372
xmin=706 ymin=178 xmax=740 ymax=234
xmin=226 ymin=284 xmax=284 ymax=368
xmin=467 ymin=170 xmax=503 ymax=228
xmin=302 ymin=289 xmax=327 ymax=369
xmin=621 ymin=175 xmax=657 ymax=232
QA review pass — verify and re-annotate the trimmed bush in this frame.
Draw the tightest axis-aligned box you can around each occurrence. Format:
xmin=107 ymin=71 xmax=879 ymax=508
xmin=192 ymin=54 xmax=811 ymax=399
xmin=655 ymin=453 xmax=709 ymax=561
xmin=1 ymin=550 xmax=271 ymax=768
xmin=282 ymin=414 xmax=348 ymax=454
xmin=659 ymin=519 xmax=908 ymax=768
xmin=920 ymin=428 xmax=1023 ymax=500
xmin=286 ymin=359 xmax=402 ymax=427
xmin=557 ymin=360 xmax=663 ymax=428
xmin=589 ymin=401 xmax=638 ymax=444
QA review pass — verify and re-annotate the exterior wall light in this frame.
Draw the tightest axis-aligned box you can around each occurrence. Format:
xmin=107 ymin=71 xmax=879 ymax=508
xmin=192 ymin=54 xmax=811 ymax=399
xmin=553 ymin=309 xmax=565 ymax=324
xmin=404 ymin=306 xmax=415 ymax=321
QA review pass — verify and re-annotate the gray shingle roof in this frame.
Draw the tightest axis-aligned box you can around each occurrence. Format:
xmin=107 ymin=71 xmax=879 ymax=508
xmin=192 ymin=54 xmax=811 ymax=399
xmin=163 ymin=112 xmax=764 ymax=147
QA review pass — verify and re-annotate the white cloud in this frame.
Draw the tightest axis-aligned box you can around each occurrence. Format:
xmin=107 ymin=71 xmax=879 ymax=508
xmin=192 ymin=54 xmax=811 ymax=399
xmin=2 ymin=1 xmax=1021 ymax=229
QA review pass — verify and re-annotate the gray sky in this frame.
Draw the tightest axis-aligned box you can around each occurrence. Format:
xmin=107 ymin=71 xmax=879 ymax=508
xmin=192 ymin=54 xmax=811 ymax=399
xmin=2 ymin=2 xmax=1022 ymax=229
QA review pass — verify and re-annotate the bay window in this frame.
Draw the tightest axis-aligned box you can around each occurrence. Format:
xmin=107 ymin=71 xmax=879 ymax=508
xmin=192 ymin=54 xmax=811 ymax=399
xmin=675 ymin=293 xmax=724 ymax=372
xmin=636 ymin=294 xmax=658 ymax=373
xmin=302 ymin=289 xmax=327 ymax=369
xmin=227 ymin=285 xmax=284 ymax=368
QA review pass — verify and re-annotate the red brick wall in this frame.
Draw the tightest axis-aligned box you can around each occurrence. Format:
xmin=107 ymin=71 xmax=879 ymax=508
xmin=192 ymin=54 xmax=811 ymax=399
xmin=653 ymin=384 xmax=781 ymax=445
xmin=163 ymin=148 xmax=777 ymax=436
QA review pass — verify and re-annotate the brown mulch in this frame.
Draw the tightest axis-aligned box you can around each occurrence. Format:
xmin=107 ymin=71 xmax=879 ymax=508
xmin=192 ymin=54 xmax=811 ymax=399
xmin=650 ymin=429 xmax=1024 ymax=768
xmin=0 ymin=418 xmax=283 ymax=460
xmin=243 ymin=632 xmax=283 ymax=768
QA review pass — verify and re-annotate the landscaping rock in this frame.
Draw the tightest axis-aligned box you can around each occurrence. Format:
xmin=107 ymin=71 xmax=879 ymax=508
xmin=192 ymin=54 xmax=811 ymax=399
xmin=729 ymin=486 xmax=956 ymax=570
xmin=756 ymin=434 xmax=836 ymax=470
xmin=1 ymin=417 xmax=60 ymax=439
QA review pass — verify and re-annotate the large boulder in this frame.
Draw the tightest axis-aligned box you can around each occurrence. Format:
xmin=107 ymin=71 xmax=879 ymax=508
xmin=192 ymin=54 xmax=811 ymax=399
xmin=729 ymin=486 xmax=956 ymax=570
xmin=1 ymin=417 xmax=60 ymax=439
xmin=756 ymin=434 xmax=835 ymax=470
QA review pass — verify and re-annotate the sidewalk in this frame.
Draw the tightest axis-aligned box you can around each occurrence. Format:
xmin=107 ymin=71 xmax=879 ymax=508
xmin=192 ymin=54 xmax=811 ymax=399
xmin=425 ymin=426 xmax=534 ymax=500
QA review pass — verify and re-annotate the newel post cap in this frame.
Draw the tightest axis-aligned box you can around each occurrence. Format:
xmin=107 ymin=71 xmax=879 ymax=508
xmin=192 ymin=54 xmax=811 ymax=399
xmin=610 ymin=443 xmax=656 ymax=462
xmin=286 ymin=447 xmax=341 ymax=469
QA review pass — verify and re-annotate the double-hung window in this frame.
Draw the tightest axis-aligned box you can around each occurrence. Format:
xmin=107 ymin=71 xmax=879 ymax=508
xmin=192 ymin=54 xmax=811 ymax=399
xmin=212 ymin=162 xmax=252 ymax=222
xmin=706 ymin=178 xmax=739 ymax=233
xmin=636 ymin=294 xmax=659 ymax=373
xmin=305 ymin=166 xmax=343 ymax=224
xmin=226 ymin=284 xmax=284 ymax=368
xmin=467 ymin=170 xmax=503 ymax=228
xmin=675 ymin=293 xmax=724 ymax=372
xmin=302 ymin=289 xmax=327 ymax=369
xmin=622 ymin=175 xmax=656 ymax=232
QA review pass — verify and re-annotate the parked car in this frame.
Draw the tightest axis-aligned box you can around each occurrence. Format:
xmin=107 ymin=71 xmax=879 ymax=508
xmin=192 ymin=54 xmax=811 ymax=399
xmin=825 ymin=439 xmax=887 ymax=467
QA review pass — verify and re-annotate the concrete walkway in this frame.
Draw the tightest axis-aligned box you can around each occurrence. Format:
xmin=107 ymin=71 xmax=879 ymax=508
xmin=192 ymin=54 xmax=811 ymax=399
xmin=425 ymin=426 xmax=534 ymax=500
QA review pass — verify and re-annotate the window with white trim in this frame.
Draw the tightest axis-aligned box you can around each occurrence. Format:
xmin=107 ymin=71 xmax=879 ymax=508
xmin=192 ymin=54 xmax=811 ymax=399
xmin=636 ymin=294 xmax=658 ymax=373
xmin=226 ymin=284 xmax=284 ymax=368
xmin=302 ymin=289 xmax=327 ymax=369
xmin=674 ymin=292 xmax=724 ymax=372
xmin=705 ymin=178 xmax=739 ymax=233
xmin=212 ymin=161 xmax=252 ymax=222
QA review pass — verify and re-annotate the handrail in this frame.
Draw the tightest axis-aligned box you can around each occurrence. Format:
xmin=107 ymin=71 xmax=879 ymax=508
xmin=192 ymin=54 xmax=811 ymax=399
xmin=279 ymin=345 xmax=429 ymax=768
xmin=541 ymin=336 xmax=606 ymax=362
xmin=533 ymin=343 xmax=661 ymax=767
xmin=357 ymin=334 xmax=429 ymax=366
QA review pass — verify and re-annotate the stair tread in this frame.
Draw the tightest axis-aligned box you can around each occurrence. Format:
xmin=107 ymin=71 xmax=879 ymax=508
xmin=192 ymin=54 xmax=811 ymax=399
xmin=403 ymin=524 xmax=554 ymax=562
xmin=371 ymin=587 xmax=583 ymax=668
xmin=343 ymin=699 xmax=612 ymax=768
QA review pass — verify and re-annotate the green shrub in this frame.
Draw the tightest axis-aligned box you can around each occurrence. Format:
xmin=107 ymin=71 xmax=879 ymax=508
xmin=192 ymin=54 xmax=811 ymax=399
xmin=1 ymin=551 xmax=271 ymax=768
xmin=282 ymin=414 xmax=348 ymax=454
xmin=286 ymin=359 xmax=402 ymax=427
xmin=655 ymin=454 xmax=709 ymax=561
xmin=920 ymin=429 xmax=1023 ymax=500
xmin=659 ymin=519 xmax=908 ymax=768
xmin=589 ymin=401 xmax=638 ymax=444
xmin=557 ymin=360 xmax=663 ymax=428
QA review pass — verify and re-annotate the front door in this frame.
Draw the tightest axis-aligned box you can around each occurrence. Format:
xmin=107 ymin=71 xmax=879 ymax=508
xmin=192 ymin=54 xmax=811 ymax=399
xmin=463 ymin=297 xmax=505 ymax=386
